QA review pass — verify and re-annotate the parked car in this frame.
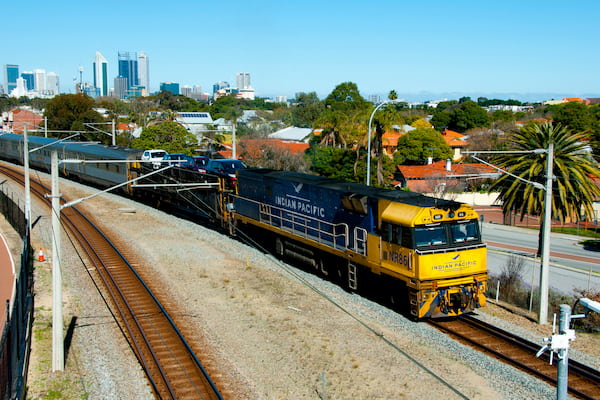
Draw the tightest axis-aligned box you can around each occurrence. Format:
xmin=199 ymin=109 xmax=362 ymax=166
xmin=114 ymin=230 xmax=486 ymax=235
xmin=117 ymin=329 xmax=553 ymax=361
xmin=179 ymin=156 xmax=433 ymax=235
xmin=191 ymin=156 xmax=210 ymax=173
xmin=141 ymin=149 xmax=167 ymax=169
xmin=205 ymin=159 xmax=247 ymax=186
xmin=162 ymin=153 xmax=194 ymax=168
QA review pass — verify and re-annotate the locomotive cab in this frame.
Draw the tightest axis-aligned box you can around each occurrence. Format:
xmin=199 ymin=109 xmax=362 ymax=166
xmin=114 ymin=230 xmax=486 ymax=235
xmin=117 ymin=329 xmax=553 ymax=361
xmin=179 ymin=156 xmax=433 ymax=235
xmin=377 ymin=200 xmax=487 ymax=318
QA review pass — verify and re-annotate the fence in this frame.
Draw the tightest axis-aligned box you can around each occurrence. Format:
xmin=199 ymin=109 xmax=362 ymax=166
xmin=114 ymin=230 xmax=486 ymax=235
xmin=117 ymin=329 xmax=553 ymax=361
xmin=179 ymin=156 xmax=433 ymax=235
xmin=0 ymin=187 xmax=33 ymax=400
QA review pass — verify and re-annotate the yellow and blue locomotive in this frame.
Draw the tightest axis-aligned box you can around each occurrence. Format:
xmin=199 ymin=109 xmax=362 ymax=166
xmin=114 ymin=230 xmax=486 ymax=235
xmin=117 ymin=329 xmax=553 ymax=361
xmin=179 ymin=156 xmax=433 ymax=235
xmin=231 ymin=169 xmax=487 ymax=319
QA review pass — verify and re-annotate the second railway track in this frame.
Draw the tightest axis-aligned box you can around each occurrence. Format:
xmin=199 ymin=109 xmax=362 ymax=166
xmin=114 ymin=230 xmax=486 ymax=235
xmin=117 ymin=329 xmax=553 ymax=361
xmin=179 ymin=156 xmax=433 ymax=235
xmin=429 ymin=314 xmax=600 ymax=400
xmin=0 ymin=164 xmax=224 ymax=400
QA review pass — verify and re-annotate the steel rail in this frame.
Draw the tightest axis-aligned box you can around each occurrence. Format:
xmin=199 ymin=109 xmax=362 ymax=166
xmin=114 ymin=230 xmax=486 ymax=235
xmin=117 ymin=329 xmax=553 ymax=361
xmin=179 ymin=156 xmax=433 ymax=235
xmin=429 ymin=315 xmax=600 ymax=400
xmin=0 ymin=164 xmax=223 ymax=400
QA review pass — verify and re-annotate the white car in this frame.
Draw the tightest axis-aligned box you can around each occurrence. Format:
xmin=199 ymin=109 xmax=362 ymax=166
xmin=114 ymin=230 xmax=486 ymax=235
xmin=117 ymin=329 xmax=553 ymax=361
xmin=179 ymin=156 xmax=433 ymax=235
xmin=141 ymin=149 xmax=167 ymax=169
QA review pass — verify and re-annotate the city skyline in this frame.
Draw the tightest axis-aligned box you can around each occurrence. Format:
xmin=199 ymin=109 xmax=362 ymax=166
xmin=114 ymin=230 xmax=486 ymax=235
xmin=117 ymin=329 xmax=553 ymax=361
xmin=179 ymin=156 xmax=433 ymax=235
xmin=2 ymin=1 xmax=600 ymax=102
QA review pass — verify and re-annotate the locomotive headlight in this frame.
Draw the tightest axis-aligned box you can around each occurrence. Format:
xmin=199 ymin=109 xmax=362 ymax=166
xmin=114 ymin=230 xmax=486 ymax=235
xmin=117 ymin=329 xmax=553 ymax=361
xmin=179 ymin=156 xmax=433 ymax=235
xmin=448 ymin=212 xmax=455 ymax=218
xmin=458 ymin=211 xmax=466 ymax=217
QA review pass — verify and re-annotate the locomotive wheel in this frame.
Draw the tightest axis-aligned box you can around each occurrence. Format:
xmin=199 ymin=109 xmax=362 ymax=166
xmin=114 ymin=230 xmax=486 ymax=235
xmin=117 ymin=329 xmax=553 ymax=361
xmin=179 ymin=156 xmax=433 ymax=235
xmin=275 ymin=237 xmax=284 ymax=257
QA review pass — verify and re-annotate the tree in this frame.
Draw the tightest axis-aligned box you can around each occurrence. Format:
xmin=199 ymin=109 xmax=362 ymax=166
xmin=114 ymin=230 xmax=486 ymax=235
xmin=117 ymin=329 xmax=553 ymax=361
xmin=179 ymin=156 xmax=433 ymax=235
xmin=393 ymin=127 xmax=453 ymax=164
xmin=315 ymin=82 xmax=371 ymax=149
xmin=43 ymin=93 xmax=105 ymax=139
xmin=290 ymin=92 xmax=324 ymax=128
xmin=388 ymin=90 xmax=398 ymax=101
xmin=431 ymin=100 xmax=490 ymax=132
xmin=323 ymin=82 xmax=368 ymax=112
xmin=310 ymin=146 xmax=362 ymax=182
xmin=489 ymin=122 xmax=600 ymax=255
xmin=551 ymin=101 xmax=593 ymax=134
xmin=238 ymin=138 xmax=310 ymax=172
xmin=152 ymin=90 xmax=205 ymax=112
xmin=131 ymin=121 xmax=197 ymax=154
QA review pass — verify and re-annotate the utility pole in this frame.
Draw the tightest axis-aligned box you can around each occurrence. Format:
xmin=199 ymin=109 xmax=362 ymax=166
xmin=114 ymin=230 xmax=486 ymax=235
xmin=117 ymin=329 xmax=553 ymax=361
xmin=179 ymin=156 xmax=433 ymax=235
xmin=465 ymin=144 xmax=554 ymax=324
xmin=539 ymin=142 xmax=554 ymax=324
xmin=23 ymin=125 xmax=31 ymax=232
xmin=50 ymin=151 xmax=63 ymax=371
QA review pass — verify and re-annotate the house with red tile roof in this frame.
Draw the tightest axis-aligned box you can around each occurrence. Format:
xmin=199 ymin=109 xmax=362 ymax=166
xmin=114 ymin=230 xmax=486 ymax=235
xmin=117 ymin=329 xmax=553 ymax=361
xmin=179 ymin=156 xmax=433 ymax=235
xmin=382 ymin=131 xmax=403 ymax=155
xmin=392 ymin=160 xmax=497 ymax=193
xmin=1 ymin=107 xmax=43 ymax=133
xmin=441 ymin=129 xmax=468 ymax=161
xmin=379 ymin=128 xmax=469 ymax=160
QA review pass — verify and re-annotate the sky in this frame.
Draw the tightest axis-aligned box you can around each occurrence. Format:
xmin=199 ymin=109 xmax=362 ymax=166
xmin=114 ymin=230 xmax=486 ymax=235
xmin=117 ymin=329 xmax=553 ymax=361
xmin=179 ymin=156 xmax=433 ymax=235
xmin=3 ymin=0 xmax=600 ymax=102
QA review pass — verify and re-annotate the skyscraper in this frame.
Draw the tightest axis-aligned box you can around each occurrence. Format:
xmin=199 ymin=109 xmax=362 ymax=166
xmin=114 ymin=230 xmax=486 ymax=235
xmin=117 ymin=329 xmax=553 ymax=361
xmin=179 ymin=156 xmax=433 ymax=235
xmin=138 ymin=51 xmax=149 ymax=92
xmin=160 ymin=82 xmax=179 ymax=95
xmin=236 ymin=72 xmax=254 ymax=100
xmin=34 ymin=69 xmax=46 ymax=92
xmin=4 ymin=64 xmax=19 ymax=93
xmin=236 ymin=72 xmax=251 ymax=89
xmin=118 ymin=51 xmax=138 ymax=91
xmin=114 ymin=76 xmax=128 ymax=100
xmin=93 ymin=52 xmax=109 ymax=97
xmin=46 ymin=72 xmax=60 ymax=95
xmin=21 ymin=71 xmax=34 ymax=91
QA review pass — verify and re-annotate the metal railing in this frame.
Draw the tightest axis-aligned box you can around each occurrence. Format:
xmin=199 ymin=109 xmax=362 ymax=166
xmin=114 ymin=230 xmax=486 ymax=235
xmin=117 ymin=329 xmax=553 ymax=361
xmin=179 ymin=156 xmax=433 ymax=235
xmin=234 ymin=196 xmax=369 ymax=254
xmin=0 ymin=188 xmax=34 ymax=400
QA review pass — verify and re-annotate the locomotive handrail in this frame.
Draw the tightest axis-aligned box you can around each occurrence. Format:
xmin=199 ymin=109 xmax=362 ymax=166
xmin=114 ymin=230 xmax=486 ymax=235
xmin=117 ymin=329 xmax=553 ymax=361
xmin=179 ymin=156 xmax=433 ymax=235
xmin=235 ymin=195 xmax=352 ymax=251
xmin=415 ymin=242 xmax=486 ymax=255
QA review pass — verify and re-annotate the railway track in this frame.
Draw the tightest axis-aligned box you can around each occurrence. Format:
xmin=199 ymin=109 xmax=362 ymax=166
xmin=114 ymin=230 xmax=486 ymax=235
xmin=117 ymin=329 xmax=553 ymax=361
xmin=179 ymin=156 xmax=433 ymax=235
xmin=429 ymin=314 xmax=600 ymax=400
xmin=0 ymin=165 xmax=224 ymax=400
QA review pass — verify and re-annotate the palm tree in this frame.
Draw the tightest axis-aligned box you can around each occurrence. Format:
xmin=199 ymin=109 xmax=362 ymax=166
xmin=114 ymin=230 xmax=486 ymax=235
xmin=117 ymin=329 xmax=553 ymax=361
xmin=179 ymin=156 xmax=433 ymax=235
xmin=489 ymin=122 xmax=600 ymax=255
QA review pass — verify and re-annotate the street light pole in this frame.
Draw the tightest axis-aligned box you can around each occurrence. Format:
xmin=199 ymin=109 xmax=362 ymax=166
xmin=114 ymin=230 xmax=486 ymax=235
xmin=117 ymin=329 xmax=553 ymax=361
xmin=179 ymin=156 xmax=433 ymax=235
xmin=465 ymin=144 xmax=554 ymax=324
xmin=367 ymin=100 xmax=397 ymax=186
xmin=539 ymin=142 xmax=554 ymax=324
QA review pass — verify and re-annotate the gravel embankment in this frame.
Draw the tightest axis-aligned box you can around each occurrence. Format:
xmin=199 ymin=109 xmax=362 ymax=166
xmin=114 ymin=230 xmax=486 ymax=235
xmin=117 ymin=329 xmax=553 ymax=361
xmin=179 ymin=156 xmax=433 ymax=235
xmin=14 ymin=174 xmax=599 ymax=400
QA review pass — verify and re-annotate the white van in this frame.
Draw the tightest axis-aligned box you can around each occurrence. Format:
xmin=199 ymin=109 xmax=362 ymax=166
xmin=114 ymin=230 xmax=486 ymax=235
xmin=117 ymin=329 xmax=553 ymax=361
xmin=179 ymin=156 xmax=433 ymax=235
xmin=141 ymin=149 xmax=167 ymax=169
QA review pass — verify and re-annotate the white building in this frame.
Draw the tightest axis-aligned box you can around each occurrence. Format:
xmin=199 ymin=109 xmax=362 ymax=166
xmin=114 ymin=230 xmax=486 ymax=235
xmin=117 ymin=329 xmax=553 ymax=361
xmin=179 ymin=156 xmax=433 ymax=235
xmin=46 ymin=72 xmax=59 ymax=95
xmin=181 ymin=85 xmax=192 ymax=97
xmin=34 ymin=69 xmax=46 ymax=92
xmin=269 ymin=126 xmax=313 ymax=142
xmin=10 ymin=77 xmax=28 ymax=98
xmin=175 ymin=112 xmax=214 ymax=135
xmin=236 ymin=72 xmax=251 ymax=89
xmin=138 ymin=51 xmax=150 ymax=92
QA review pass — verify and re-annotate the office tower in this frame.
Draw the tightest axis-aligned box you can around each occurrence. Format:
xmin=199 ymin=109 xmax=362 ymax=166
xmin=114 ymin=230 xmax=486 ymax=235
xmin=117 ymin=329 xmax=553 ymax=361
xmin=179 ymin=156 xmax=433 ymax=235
xmin=4 ymin=64 xmax=19 ymax=93
xmin=236 ymin=72 xmax=251 ymax=89
xmin=21 ymin=71 xmax=34 ymax=91
xmin=93 ymin=52 xmax=109 ymax=96
xmin=181 ymin=85 xmax=192 ymax=97
xmin=369 ymin=94 xmax=381 ymax=104
xmin=138 ymin=51 xmax=149 ymax=92
xmin=213 ymin=81 xmax=229 ymax=94
xmin=160 ymin=82 xmax=179 ymax=95
xmin=46 ymin=72 xmax=60 ymax=95
xmin=34 ymin=69 xmax=46 ymax=92
xmin=114 ymin=76 xmax=128 ymax=100
xmin=118 ymin=51 xmax=138 ymax=91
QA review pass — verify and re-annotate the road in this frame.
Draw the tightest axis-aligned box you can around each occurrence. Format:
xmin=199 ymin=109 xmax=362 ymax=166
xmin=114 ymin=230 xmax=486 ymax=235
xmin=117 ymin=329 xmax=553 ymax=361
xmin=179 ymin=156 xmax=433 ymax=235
xmin=481 ymin=222 xmax=600 ymax=295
